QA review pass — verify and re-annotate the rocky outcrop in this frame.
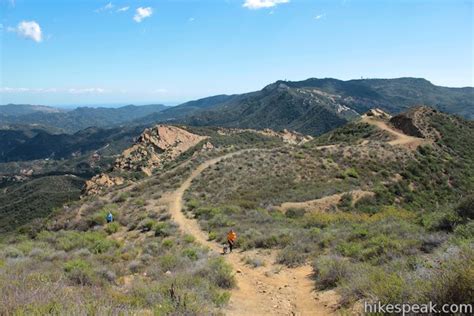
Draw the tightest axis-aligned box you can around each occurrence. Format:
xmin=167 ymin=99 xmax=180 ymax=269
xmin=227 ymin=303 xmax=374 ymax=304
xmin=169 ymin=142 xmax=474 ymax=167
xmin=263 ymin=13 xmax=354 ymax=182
xmin=114 ymin=125 xmax=208 ymax=176
xmin=390 ymin=114 xmax=424 ymax=138
xmin=217 ymin=128 xmax=313 ymax=145
xmin=259 ymin=129 xmax=313 ymax=145
xmin=390 ymin=106 xmax=440 ymax=140
xmin=82 ymin=173 xmax=124 ymax=196
xmin=362 ymin=108 xmax=392 ymax=120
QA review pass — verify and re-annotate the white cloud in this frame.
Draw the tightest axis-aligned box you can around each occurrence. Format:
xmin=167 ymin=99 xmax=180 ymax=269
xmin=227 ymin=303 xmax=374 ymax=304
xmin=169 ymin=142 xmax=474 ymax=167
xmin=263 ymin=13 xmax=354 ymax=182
xmin=188 ymin=17 xmax=195 ymax=22
xmin=0 ymin=87 xmax=107 ymax=94
xmin=134 ymin=7 xmax=153 ymax=23
xmin=152 ymin=88 xmax=168 ymax=94
xmin=13 ymin=21 xmax=43 ymax=43
xmin=314 ymin=14 xmax=325 ymax=20
xmin=117 ymin=6 xmax=130 ymax=12
xmin=68 ymin=88 xmax=105 ymax=94
xmin=0 ymin=87 xmax=57 ymax=93
xmin=95 ymin=2 xmax=114 ymax=13
xmin=243 ymin=0 xmax=289 ymax=10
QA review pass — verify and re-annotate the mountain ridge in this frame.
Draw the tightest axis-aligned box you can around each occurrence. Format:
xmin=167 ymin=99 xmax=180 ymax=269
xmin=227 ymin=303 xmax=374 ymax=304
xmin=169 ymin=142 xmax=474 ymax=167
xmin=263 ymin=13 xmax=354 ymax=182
xmin=134 ymin=77 xmax=473 ymax=136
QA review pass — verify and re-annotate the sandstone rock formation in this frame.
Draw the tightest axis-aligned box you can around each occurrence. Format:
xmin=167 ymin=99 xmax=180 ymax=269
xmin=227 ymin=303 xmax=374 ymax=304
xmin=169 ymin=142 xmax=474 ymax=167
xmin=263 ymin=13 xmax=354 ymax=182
xmin=259 ymin=128 xmax=313 ymax=145
xmin=114 ymin=125 xmax=208 ymax=176
xmin=82 ymin=173 xmax=124 ymax=196
xmin=362 ymin=108 xmax=392 ymax=120
xmin=217 ymin=127 xmax=313 ymax=145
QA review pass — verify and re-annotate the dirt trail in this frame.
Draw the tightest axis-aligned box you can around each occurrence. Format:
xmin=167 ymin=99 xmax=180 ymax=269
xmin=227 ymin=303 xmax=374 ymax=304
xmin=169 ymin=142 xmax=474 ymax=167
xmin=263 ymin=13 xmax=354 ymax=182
xmin=279 ymin=190 xmax=374 ymax=213
xmin=362 ymin=117 xmax=426 ymax=149
xmin=163 ymin=150 xmax=337 ymax=316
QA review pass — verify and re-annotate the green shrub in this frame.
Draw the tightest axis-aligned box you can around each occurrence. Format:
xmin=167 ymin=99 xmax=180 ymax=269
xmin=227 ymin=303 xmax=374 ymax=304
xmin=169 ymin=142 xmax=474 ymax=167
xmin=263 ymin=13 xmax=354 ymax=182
xmin=336 ymin=242 xmax=363 ymax=258
xmin=64 ymin=259 xmax=95 ymax=285
xmin=423 ymin=210 xmax=460 ymax=232
xmin=3 ymin=246 xmax=24 ymax=258
xmin=339 ymin=264 xmax=406 ymax=304
xmin=141 ymin=219 xmax=156 ymax=232
xmin=276 ymin=246 xmax=307 ymax=267
xmin=368 ymin=270 xmax=405 ymax=303
xmin=338 ymin=193 xmax=353 ymax=210
xmin=183 ymin=234 xmax=195 ymax=243
xmin=88 ymin=206 xmax=118 ymax=227
xmin=155 ymin=222 xmax=171 ymax=237
xmin=313 ymin=255 xmax=351 ymax=290
xmin=162 ymin=238 xmax=174 ymax=248
xmin=187 ymin=199 xmax=200 ymax=211
xmin=128 ymin=260 xmax=142 ymax=273
xmin=455 ymin=195 xmax=474 ymax=221
xmin=114 ymin=192 xmax=129 ymax=203
xmin=159 ymin=254 xmax=179 ymax=271
xmin=285 ymin=208 xmax=306 ymax=219
xmin=105 ymin=222 xmax=120 ymax=235
xmin=421 ymin=247 xmax=474 ymax=305
xmin=343 ymin=168 xmax=359 ymax=179
xmin=208 ymin=231 xmax=217 ymax=241
xmin=198 ymin=257 xmax=235 ymax=289
xmin=182 ymin=248 xmax=199 ymax=261
xmin=42 ymin=230 xmax=119 ymax=254
xmin=454 ymin=222 xmax=474 ymax=239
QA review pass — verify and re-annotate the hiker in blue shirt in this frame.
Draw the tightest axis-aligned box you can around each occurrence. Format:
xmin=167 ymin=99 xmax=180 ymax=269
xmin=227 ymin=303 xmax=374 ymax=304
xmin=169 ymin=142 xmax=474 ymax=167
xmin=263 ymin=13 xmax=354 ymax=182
xmin=106 ymin=212 xmax=113 ymax=223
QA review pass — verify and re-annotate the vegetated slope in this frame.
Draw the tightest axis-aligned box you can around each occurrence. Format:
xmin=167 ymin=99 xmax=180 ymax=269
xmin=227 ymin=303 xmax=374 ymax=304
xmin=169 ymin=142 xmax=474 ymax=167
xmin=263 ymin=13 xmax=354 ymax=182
xmin=0 ymin=175 xmax=84 ymax=233
xmin=181 ymin=83 xmax=357 ymax=135
xmin=0 ymin=104 xmax=168 ymax=133
xmin=0 ymin=128 xmax=286 ymax=314
xmin=280 ymin=77 xmax=474 ymax=117
xmin=0 ymin=125 xmax=146 ymax=162
xmin=0 ymin=107 xmax=471 ymax=314
xmin=136 ymin=77 xmax=473 ymax=135
xmin=183 ymin=106 xmax=473 ymax=310
xmin=0 ymin=124 xmax=148 ymax=233
xmin=136 ymin=94 xmax=236 ymax=124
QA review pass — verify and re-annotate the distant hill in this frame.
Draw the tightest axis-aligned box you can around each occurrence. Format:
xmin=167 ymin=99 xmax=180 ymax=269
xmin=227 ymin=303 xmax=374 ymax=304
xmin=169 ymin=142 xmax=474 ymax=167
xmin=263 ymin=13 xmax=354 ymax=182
xmin=135 ymin=94 xmax=235 ymax=124
xmin=280 ymin=77 xmax=474 ymax=117
xmin=136 ymin=77 xmax=473 ymax=135
xmin=0 ymin=104 xmax=168 ymax=133
xmin=0 ymin=104 xmax=63 ymax=116
xmin=0 ymin=124 xmax=146 ymax=162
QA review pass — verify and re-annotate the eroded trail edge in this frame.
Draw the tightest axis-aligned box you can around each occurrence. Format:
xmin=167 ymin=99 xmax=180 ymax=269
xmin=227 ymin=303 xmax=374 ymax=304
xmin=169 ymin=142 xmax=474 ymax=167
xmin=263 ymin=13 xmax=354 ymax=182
xmin=163 ymin=149 xmax=337 ymax=316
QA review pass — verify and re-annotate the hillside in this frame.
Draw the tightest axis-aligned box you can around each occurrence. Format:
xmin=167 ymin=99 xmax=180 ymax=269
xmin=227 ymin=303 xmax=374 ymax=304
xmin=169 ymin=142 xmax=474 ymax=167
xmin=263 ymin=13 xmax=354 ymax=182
xmin=0 ymin=107 xmax=472 ymax=314
xmin=0 ymin=104 xmax=63 ymax=116
xmin=0 ymin=125 xmax=146 ymax=162
xmin=135 ymin=77 xmax=473 ymax=136
xmin=0 ymin=104 xmax=168 ymax=133
xmin=0 ymin=175 xmax=84 ymax=233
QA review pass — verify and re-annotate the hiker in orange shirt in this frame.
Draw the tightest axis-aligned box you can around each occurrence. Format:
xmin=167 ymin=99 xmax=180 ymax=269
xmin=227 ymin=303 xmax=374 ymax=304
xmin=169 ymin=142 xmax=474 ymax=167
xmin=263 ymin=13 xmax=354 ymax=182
xmin=227 ymin=229 xmax=237 ymax=253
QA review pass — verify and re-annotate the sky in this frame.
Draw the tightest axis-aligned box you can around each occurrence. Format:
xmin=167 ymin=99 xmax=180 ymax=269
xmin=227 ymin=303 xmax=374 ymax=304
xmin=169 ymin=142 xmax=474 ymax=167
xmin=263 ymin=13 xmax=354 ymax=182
xmin=0 ymin=0 xmax=473 ymax=106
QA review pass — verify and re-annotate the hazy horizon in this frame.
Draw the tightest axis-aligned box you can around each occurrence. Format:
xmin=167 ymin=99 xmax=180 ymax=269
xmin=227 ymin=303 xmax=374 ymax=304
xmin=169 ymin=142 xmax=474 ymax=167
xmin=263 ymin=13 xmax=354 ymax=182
xmin=2 ymin=75 xmax=473 ymax=108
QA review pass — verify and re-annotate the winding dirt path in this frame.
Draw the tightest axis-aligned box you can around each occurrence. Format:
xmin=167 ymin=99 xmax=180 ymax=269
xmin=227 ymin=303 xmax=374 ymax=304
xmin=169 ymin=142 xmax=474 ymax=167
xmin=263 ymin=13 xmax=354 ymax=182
xmin=362 ymin=117 xmax=426 ymax=149
xmin=163 ymin=150 xmax=337 ymax=316
xmin=279 ymin=190 xmax=374 ymax=214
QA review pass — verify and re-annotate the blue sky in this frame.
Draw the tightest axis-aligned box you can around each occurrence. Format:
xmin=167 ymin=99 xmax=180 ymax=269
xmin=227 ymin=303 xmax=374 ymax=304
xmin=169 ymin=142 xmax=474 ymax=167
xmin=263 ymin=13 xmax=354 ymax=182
xmin=0 ymin=0 xmax=472 ymax=106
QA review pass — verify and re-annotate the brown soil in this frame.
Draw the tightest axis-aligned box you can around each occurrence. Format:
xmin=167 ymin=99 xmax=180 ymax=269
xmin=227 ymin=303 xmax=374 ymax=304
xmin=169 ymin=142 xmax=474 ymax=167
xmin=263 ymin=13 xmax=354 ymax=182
xmin=279 ymin=190 xmax=374 ymax=213
xmin=162 ymin=149 xmax=339 ymax=316
xmin=362 ymin=117 xmax=427 ymax=150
